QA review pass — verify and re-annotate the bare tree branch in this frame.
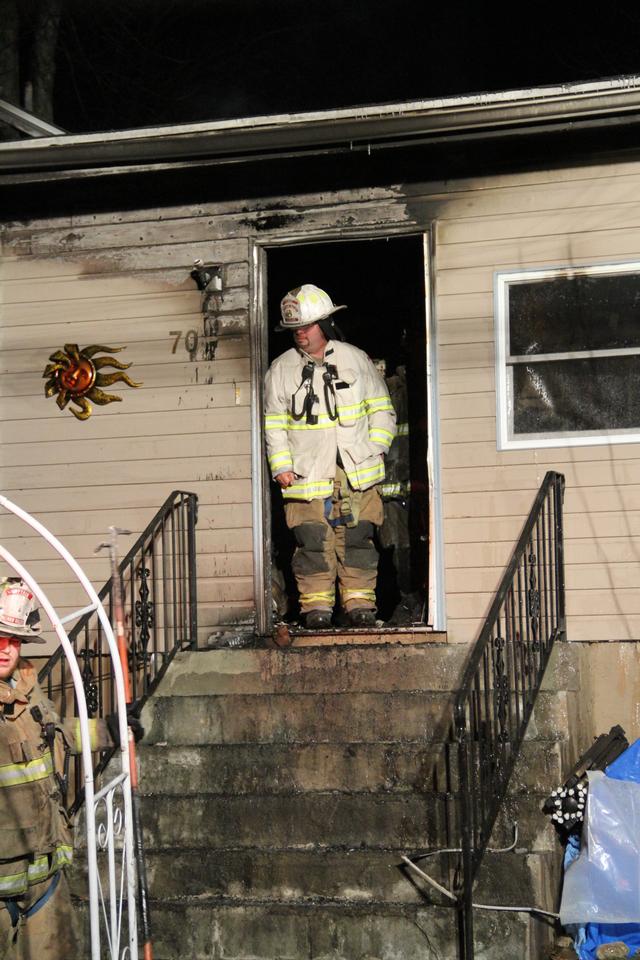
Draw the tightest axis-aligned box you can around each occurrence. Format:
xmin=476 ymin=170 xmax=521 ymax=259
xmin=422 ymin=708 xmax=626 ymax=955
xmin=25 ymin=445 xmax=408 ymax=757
xmin=31 ymin=0 xmax=64 ymax=121
xmin=0 ymin=0 xmax=20 ymax=106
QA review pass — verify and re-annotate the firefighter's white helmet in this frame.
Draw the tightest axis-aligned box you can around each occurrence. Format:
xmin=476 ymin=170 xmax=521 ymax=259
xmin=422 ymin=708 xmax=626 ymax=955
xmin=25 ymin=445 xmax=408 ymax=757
xmin=277 ymin=284 xmax=346 ymax=331
xmin=0 ymin=578 xmax=45 ymax=641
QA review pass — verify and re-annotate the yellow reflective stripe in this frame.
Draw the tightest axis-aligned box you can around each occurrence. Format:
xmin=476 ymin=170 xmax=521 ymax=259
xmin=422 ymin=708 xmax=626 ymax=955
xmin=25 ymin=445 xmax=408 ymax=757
xmin=286 ymin=415 xmax=336 ymax=431
xmin=380 ymin=481 xmax=411 ymax=498
xmin=0 ymin=845 xmax=73 ymax=896
xmin=265 ymin=414 xmax=287 ymax=430
xmin=369 ymin=427 xmax=394 ymax=448
xmin=345 ymin=462 xmax=385 ymax=486
xmin=0 ymin=751 xmax=54 ymax=788
xmin=364 ymin=396 xmax=393 ymax=414
xmin=300 ymin=591 xmax=335 ymax=604
xmin=269 ymin=449 xmax=293 ymax=469
xmin=282 ymin=479 xmax=334 ymax=500
xmin=343 ymin=589 xmax=376 ymax=602
xmin=396 ymin=422 xmax=409 ymax=436
xmin=74 ymin=718 xmax=99 ymax=753
xmin=337 ymin=411 xmax=367 ymax=426
xmin=88 ymin=719 xmax=99 ymax=752
xmin=336 ymin=401 xmax=366 ymax=419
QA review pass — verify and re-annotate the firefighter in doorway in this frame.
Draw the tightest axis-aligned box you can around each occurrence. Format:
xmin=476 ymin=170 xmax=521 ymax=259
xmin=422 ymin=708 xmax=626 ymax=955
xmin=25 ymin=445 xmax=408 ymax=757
xmin=265 ymin=284 xmax=397 ymax=630
xmin=378 ymin=361 xmax=423 ymax=624
xmin=0 ymin=578 xmax=142 ymax=959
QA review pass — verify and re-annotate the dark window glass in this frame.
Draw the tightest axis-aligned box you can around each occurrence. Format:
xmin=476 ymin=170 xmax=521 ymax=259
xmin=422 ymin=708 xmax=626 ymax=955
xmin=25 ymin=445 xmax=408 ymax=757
xmin=513 ymin=355 xmax=640 ymax=434
xmin=509 ymin=274 xmax=640 ymax=355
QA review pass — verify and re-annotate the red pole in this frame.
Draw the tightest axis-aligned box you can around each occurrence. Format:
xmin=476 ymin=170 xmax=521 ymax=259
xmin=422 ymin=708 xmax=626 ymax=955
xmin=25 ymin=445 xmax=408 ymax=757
xmin=105 ymin=527 xmax=153 ymax=960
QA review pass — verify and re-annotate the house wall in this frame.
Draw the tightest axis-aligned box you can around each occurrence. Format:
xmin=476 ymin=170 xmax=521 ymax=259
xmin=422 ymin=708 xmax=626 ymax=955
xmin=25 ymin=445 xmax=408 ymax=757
xmin=0 ymin=189 xmax=405 ymax=652
xmin=430 ymin=158 xmax=640 ymax=647
xmin=3 ymin=158 xmax=640 ymax=675
xmin=0 ymin=223 xmax=252 ymax=652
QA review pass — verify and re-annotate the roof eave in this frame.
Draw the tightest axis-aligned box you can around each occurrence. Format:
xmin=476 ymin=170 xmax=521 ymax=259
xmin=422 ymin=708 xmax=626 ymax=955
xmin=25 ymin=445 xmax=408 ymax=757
xmin=2 ymin=75 xmax=640 ymax=177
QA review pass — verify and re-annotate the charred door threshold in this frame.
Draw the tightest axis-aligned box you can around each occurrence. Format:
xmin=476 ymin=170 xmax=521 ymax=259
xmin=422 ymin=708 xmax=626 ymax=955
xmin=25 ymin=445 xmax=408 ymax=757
xmin=284 ymin=627 xmax=447 ymax=648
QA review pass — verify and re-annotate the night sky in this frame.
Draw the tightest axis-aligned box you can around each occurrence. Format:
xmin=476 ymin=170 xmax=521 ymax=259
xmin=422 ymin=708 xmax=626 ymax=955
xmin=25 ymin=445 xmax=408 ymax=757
xmin=50 ymin=0 xmax=640 ymax=133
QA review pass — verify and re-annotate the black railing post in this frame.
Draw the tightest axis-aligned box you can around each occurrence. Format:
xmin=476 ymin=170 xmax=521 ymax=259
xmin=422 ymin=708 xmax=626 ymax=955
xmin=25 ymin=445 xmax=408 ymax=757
xmin=453 ymin=472 xmax=566 ymax=960
xmin=187 ymin=493 xmax=198 ymax=649
xmin=37 ymin=489 xmax=199 ymax=813
xmin=456 ymin=705 xmax=475 ymax=960
xmin=554 ymin=476 xmax=566 ymax=634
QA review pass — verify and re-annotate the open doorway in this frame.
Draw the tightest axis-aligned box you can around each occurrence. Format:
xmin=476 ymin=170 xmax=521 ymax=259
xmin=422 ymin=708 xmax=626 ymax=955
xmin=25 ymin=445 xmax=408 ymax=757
xmin=265 ymin=235 xmax=429 ymax=628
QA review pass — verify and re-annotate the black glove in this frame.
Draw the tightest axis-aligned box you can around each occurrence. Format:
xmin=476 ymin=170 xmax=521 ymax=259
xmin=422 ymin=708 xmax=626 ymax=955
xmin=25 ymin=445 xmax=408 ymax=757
xmin=106 ymin=703 xmax=144 ymax=748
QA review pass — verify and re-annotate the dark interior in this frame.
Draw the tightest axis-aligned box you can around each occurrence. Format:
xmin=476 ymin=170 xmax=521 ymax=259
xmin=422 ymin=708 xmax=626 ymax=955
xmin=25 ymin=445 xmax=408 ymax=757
xmin=266 ymin=235 xmax=429 ymax=626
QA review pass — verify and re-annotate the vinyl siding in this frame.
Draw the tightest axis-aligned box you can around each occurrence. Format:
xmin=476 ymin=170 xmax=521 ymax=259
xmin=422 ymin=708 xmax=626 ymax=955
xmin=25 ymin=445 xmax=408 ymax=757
xmin=3 ymin=159 xmax=640 ymax=650
xmin=0 ymin=231 xmax=251 ymax=653
xmin=432 ymin=160 xmax=640 ymax=644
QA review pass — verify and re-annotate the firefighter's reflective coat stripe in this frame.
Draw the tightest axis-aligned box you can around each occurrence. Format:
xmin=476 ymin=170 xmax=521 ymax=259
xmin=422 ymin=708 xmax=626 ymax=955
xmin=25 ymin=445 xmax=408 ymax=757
xmin=381 ymin=368 xmax=410 ymax=502
xmin=284 ymin=479 xmax=334 ymax=500
xmin=343 ymin=459 xmax=385 ymax=489
xmin=0 ymin=750 xmax=54 ymax=787
xmin=267 ymin=448 xmax=294 ymax=472
xmin=369 ymin=426 xmax=395 ymax=446
xmin=380 ymin=480 xmax=412 ymax=498
xmin=0 ymin=846 xmax=73 ymax=897
xmin=74 ymin=718 xmax=101 ymax=754
xmin=264 ymin=340 xmax=396 ymax=501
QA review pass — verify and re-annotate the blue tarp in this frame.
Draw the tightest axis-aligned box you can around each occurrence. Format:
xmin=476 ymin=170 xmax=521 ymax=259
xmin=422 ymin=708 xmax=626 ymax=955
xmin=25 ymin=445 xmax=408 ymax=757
xmin=564 ymin=739 xmax=640 ymax=959
xmin=605 ymin=740 xmax=640 ymax=785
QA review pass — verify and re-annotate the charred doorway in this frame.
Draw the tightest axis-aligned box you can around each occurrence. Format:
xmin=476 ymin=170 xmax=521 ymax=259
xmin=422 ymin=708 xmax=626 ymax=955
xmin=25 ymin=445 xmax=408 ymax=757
xmin=266 ymin=235 xmax=429 ymax=628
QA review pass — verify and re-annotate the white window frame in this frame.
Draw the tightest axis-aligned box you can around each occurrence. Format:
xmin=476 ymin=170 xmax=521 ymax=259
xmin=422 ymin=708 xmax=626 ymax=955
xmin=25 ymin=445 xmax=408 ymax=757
xmin=495 ymin=260 xmax=640 ymax=450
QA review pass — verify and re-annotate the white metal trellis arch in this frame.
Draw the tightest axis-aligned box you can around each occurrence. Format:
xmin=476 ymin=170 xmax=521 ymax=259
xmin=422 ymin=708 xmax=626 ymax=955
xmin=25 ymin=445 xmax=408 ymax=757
xmin=0 ymin=494 xmax=138 ymax=960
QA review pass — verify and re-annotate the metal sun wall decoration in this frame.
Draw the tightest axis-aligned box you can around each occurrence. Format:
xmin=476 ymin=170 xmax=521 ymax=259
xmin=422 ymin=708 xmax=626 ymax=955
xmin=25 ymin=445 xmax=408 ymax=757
xmin=43 ymin=343 xmax=142 ymax=421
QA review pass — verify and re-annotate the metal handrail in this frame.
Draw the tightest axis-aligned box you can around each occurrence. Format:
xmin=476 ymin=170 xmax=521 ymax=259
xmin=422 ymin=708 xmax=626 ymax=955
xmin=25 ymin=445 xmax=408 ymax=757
xmin=454 ymin=471 xmax=566 ymax=959
xmin=38 ymin=489 xmax=199 ymax=812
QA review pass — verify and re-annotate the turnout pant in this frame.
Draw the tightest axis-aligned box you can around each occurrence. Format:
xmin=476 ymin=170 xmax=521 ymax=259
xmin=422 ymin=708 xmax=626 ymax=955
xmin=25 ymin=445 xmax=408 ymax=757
xmin=378 ymin=498 xmax=412 ymax=596
xmin=0 ymin=870 xmax=79 ymax=960
xmin=285 ymin=470 xmax=384 ymax=614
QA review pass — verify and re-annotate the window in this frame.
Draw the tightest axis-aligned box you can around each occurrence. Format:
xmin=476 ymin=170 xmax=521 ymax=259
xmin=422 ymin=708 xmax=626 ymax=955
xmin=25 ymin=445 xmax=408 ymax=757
xmin=495 ymin=261 xmax=640 ymax=449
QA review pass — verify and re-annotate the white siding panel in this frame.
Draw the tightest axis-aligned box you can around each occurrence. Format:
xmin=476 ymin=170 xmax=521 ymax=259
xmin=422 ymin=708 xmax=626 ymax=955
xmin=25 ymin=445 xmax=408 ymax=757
xmin=1 ymin=236 xmax=255 ymax=643
xmin=435 ymin=158 xmax=640 ymax=644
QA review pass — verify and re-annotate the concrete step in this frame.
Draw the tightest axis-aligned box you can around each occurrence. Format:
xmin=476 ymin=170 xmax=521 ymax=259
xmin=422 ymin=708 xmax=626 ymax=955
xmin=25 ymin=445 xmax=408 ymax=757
xmin=141 ymin=792 xmax=447 ymax=851
xmin=143 ymin=688 xmax=575 ymax=747
xmin=138 ymin=742 xmax=438 ymax=794
xmin=143 ymin=690 xmax=455 ymax=746
xmin=95 ymin=899 xmax=530 ymax=960
xmin=136 ymin=738 xmax=565 ymax=796
xmin=155 ymin=643 xmax=579 ymax=698
xmin=138 ymin=791 xmax=557 ymax=853
xmin=116 ymin=847 xmax=559 ymax=908
xmin=70 ymin=840 xmax=558 ymax=955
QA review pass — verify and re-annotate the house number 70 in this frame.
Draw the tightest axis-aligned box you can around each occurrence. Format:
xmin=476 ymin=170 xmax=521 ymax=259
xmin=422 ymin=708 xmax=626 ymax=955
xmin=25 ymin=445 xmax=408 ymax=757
xmin=169 ymin=330 xmax=213 ymax=357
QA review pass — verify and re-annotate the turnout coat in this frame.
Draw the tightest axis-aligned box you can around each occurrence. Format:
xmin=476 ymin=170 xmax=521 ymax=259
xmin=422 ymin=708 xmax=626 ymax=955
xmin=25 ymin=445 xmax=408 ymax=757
xmin=0 ymin=660 xmax=110 ymax=898
xmin=264 ymin=340 xmax=397 ymax=500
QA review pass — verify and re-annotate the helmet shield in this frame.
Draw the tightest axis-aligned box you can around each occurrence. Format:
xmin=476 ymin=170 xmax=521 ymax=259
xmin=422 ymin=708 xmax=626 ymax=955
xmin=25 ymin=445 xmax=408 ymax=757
xmin=277 ymin=284 xmax=346 ymax=331
xmin=0 ymin=579 xmax=45 ymax=642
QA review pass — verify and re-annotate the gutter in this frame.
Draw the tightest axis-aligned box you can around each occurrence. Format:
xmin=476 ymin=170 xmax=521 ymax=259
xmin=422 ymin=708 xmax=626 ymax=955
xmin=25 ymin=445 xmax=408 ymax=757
xmin=2 ymin=75 xmax=640 ymax=179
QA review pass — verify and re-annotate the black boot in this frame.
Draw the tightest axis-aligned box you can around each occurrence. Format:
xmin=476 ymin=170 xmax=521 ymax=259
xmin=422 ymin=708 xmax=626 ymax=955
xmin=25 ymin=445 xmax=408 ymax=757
xmin=386 ymin=592 xmax=424 ymax=626
xmin=348 ymin=608 xmax=377 ymax=627
xmin=305 ymin=609 xmax=333 ymax=630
